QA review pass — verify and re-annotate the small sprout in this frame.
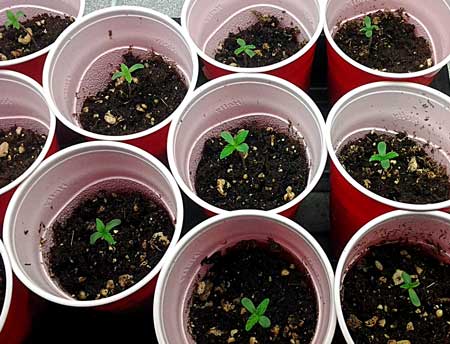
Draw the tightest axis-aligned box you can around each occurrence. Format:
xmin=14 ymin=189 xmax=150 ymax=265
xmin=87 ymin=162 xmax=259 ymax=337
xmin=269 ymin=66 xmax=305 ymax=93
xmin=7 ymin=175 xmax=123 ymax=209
xmin=234 ymin=38 xmax=256 ymax=58
xmin=112 ymin=63 xmax=144 ymax=84
xmin=400 ymin=271 xmax=421 ymax=307
xmin=360 ymin=16 xmax=379 ymax=38
xmin=241 ymin=297 xmax=271 ymax=331
xmin=4 ymin=10 xmax=25 ymax=30
xmin=369 ymin=141 xmax=399 ymax=170
xmin=220 ymin=130 xmax=250 ymax=159
xmin=90 ymin=218 xmax=121 ymax=246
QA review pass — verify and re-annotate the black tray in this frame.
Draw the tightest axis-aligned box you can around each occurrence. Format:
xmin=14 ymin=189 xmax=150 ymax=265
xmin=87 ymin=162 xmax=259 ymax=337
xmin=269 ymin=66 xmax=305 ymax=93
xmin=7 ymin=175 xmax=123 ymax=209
xmin=24 ymin=33 xmax=450 ymax=343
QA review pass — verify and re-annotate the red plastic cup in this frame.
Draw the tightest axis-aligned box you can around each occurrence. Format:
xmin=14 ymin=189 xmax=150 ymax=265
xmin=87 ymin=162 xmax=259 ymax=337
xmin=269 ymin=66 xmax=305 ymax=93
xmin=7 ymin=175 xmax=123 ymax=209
xmin=326 ymin=82 xmax=450 ymax=255
xmin=3 ymin=141 xmax=184 ymax=311
xmin=324 ymin=0 xmax=450 ymax=103
xmin=0 ymin=71 xmax=57 ymax=226
xmin=0 ymin=239 xmax=33 ymax=344
xmin=43 ymin=6 xmax=199 ymax=159
xmin=154 ymin=210 xmax=336 ymax=344
xmin=335 ymin=210 xmax=450 ymax=343
xmin=0 ymin=0 xmax=85 ymax=84
xmin=168 ymin=73 xmax=327 ymax=219
xmin=181 ymin=0 xmax=324 ymax=90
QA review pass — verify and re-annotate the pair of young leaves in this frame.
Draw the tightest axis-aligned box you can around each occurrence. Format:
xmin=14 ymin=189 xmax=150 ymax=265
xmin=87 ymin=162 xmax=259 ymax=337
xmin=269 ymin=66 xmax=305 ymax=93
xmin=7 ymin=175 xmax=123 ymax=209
xmin=401 ymin=271 xmax=421 ymax=308
xmin=90 ymin=218 xmax=121 ymax=246
xmin=241 ymin=297 xmax=271 ymax=331
xmin=112 ymin=63 xmax=144 ymax=84
xmin=360 ymin=16 xmax=379 ymax=38
xmin=220 ymin=130 xmax=250 ymax=159
xmin=370 ymin=141 xmax=399 ymax=170
xmin=5 ymin=10 xmax=25 ymax=30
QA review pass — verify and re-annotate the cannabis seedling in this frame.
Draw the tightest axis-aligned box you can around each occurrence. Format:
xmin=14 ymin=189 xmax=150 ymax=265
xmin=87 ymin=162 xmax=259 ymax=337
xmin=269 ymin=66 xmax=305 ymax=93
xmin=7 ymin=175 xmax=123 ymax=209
xmin=234 ymin=38 xmax=256 ymax=58
xmin=369 ymin=141 xmax=399 ymax=170
xmin=90 ymin=218 xmax=121 ymax=246
xmin=360 ymin=16 xmax=379 ymax=38
xmin=400 ymin=271 xmax=421 ymax=307
xmin=4 ymin=10 xmax=25 ymax=30
xmin=220 ymin=130 xmax=250 ymax=160
xmin=112 ymin=63 xmax=144 ymax=84
xmin=241 ymin=297 xmax=271 ymax=331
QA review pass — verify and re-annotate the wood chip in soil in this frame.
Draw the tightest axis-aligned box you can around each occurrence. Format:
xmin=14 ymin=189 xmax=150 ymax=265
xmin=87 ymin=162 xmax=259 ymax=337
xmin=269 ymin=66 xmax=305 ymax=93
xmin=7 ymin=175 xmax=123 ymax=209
xmin=79 ymin=51 xmax=187 ymax=136
xmin=333 ymin=9 xmax=433 ymax=73
xmin=215 ymin=12 xmax=307 ymax=68
xmin=47 ymin=190 xmax=175 ymax=301
xmin=195 ymin=126 xmax=309 ymax=211
xmin=338 ymin=131 xmax=450 ymax=204
xmin=0 ymin=13 xmax=74 ymax=61
xmin=0 ymin=126 xmax=46 ymax=188
xmin=342 ymin=244 xmax=450 ymax=344
xmin=189 ymin=240 xmax=318 ymax=344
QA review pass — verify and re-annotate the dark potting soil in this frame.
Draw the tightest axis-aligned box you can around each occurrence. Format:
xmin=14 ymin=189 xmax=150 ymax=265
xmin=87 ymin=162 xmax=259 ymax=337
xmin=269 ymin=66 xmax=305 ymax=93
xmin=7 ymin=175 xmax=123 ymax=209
xmin=333 ymin=9 xmax=433 ymax=73
xmin=195 ymin=126 xmax=309 ymax=211
xmin=342 ymin=244 xmax=450 ymax=344
xmin=189 ymin=240 xmax=318 ymax=344
xmin=0 ymin=258 xmax=5 ymax=312
xmin=0 ymin=13 xmax=74 ymax=61
xmin=338 ymin=131 xmax=450 ymax=204
xmin=214 ymin=13 xmax=307 ymax=68
xmin=48 ymin=190 xmax=175 ymax=301
xmin=79 ymin=51 xmax=188 ymax=136
xmin=0 ymin=126 xmax=47 ymax=188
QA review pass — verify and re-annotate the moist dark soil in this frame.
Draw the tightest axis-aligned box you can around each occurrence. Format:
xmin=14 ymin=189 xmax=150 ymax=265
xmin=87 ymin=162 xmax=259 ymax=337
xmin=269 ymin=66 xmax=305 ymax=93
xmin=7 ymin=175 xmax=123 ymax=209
xmin=195 ymin=126 xmax=309 ymax=211
xmin=214 ymin=12 xmax=307 ymax=68
xmin=342 ymin=244 xmax=450 ymax=344
xmin=338 ymin=131 xmax=450 ymax=204
xmin=0 ymin=126 xmax=47 ymax=188
xmin=0 ymin=13 xmax=74 ymax=61
xmin=189 ymin=240 xmax=318 ymax=344
xmin=333 ymin=9 xmax=433 ymax=73
xmin=48 ymin=190 xmax=175 ymax=301
xmin=79 ymin=51 xmax=188 ymax=136
xmin=0 ymin=258 xmax=5 ymax=312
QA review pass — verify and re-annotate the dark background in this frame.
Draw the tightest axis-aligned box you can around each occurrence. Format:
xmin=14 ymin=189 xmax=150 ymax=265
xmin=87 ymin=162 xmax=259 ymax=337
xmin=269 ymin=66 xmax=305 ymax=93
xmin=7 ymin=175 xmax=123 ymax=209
xmin=23 ymin=31 xmax=450 ymax=343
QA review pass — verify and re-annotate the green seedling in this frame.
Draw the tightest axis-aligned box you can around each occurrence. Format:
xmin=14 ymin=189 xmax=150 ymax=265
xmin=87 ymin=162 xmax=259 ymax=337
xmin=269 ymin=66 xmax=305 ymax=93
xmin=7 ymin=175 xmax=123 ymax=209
xmin=4 ymin=10 xmax=25 ymax=30
xmin=360 ymin=16 xmax=379 ymax=39
xmin=234 ymin=38 xmax=256 ymax=58
xmin=90 ymin=218 xmax=121 ymax=246
xmin=400 ymin=271 xmax=421 ymax=307
xmin=369 ymin=141 xmax=399 ymax=170
xmin=112 ymin=63 xmax=144 ymax=84
xmin=241 ymin=297 xmax=271 ymax=331
xmin=220 ymin=130 xmax=249 ymax=160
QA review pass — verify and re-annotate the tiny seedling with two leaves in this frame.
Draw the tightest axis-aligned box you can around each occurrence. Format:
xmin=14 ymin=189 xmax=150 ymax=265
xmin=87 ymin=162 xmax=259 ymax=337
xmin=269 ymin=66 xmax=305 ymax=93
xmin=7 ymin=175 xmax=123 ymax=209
xmin=112 ymin=63 xmax=145 ymax=97
xmin=90 ymin=218 xmax=121 ymax=246
xmin=234 ymin=38 xmax=256 ymax=58
xmin=4 ymin=10 xmax=25 ymax=30
xmin=241 ymin=297 xmax=271 ymax=331
xmin=369 ymin=141 xmax=399 ymax=170
xmin=360 ymin=16 xmax=379 ymax=39
xmin=220 ymin=130 xmax=250 ymax=159
xmin=400 ymin=271 xmax=421 ymax=307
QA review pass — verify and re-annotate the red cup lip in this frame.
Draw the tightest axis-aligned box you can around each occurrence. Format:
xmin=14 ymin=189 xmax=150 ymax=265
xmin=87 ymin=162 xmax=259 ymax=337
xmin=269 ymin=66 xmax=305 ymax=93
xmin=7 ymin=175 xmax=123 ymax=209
xmin=0 ymin=240 xmax=13 ymax=334
xmin=334 ymin=210 xmax=450 ymax=344
xmin=181 ymin=0 xmax=325 ymax=73
xmin=325 ymin=81 xmax=450 ymax=212
xmin=42 ymin=6 xmax=199 ymax=143
xmin=154 ymin=210 xmax=337 ymax=344
xmin=3 ymin=141 xmax=185 ymax=308
xmin=323 ymin=2 xmax=450 ymax=79
xmin=0 ymin=1 xmax=85 ymax=68
xmin=167 ymin=73 xmax=328 ymax=216
xmin=0 ymin=70 xmax=57 ymax=197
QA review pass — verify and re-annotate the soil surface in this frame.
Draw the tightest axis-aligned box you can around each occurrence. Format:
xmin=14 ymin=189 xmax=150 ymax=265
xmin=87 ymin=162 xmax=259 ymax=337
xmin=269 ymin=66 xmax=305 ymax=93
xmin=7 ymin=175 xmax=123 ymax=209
xmin=215 ymin=12 xmax=307 ymax=68
xmin=189 ymin=240 xmax=318 ymax=344
xmin=79 ymin=51 xmax=187 ymax=136
xmin=0 ymin=126 xmax=47 ymax=188
xmin=195 ymin=126 xmax=309 ymax=211
xmin=0 ymin=258 xmax=5 ymax=313
xmin=343 ymin=244 xmax=450 ymax=344
xmin=333 ymin=9 xmax=433 ymax=73
xmin=48 ymin=190 xmax=175 ymax=301
xmin=338 ymin=131 xmax=450 ymax=204
xmin=0 ymin=13 xmax=74 ymax=61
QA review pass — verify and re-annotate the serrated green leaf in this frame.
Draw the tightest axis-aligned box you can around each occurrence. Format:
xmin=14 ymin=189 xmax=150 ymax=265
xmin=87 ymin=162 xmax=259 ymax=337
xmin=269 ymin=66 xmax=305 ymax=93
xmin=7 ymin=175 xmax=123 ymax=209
xmin=381 ymin=159 xmax=390 ymax=170
xmin=369 ymin=154 xmax=382 ymax=162
xmin=103 ymin=232 xmax=116 ymax=245
xmin=236 ymin=143 xmax=249 ymax=153
xmin=364 ymin=16 xmax=372 ymax=28
xmin=220 ymin=144 xmax=236 ymax=159
xmin=129 ymin=63 xmax=144 ymax=73
xmin=241 ymin=297 xmax=256 ymax=313
xmin=105 ymin=219 xmax=121 ymax=232
xmin=90 ymin=232 xmax=103 ymax=245
xmin=246 ymin=49 xmax=256 ymax=58
xmin=245 ymin=313 xmax=259 ymax=332
xmin=365 ymin=30 xmax=373 ymax=38
xmin=96 ymin=218 xmax=105 ymax=232
xmin=384 ymin=152 xmax=399 ymax=160
xmin=237 ymin=38 xmax=246 ymax=47
xmin=256 ymin=298 xmax=270 ymax=316
xmin=221 ymin=131 xmax=235 ymax=145
xmin=112 ymin=71 xmax=123 ymax=80
xmin=402 ymin=272 xmax=412 ymax=284
xmin=259 ymin=315 xmax=271 ymax=328
xmin=377 ymin=141 xmax=387 ymax=156
xmin=410 ymin=281 xmax=420 ymax=288
xmin=234 ymin=130 xmax=249 ymax=145
xmin=409 ymin=289 xmax=421 ymax=307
